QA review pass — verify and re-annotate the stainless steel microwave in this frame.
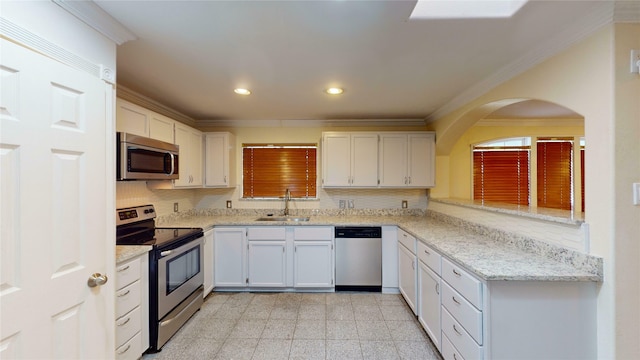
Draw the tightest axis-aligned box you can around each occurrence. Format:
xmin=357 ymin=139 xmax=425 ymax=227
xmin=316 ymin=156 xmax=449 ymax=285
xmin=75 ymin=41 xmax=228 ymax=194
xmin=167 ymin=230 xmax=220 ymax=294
xmin=117 ymin=132 xmax=179 ymax=180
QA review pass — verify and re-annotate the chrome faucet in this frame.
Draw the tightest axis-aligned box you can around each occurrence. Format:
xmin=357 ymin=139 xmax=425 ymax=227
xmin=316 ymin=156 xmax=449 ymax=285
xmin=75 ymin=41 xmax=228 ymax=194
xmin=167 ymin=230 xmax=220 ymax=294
xmin=284 ymin=188 xmax=291 ymax=216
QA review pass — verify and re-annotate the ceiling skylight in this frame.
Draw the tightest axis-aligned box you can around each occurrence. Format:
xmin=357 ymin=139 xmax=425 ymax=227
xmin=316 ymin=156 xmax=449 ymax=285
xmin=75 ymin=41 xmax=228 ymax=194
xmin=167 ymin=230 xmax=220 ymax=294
xmin=410 ymin=0 xmax=528 ymax=19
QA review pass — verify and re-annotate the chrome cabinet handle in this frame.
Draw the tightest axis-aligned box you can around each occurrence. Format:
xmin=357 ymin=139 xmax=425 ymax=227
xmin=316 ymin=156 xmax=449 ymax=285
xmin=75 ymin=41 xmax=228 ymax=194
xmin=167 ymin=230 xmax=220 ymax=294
xmin=117 ymin=317 xmax=131 ymax=327
xmin=117 ymin=289 xmax=130 ymax=298
xmin=452 ymin=296 xmax=461 ymax=305
xmin=168 ymin=152 xmax=175 ymax=176
xmin=117 ymin=344 xmax=131 ymax=355
xmin=412 ymin=260 xmax=415 ymax=270
xmin=117 ymin=265 xmax=130 ymax=272
xmin=453 ymin=324 xmax=463 ymax=336
xmin=424 ymin=249 xmax=430 ymax=255
xmin=87 ymin=273 xmax=108 ymax=288
xmin=453 ymin=353 xmax=458 ymax=360
xmin=452 ymin=269 xmax=462 ymax=277
xmin=161 ymin=250 xmax=173 ymax=257
xmin=435 ymin=283 xmax=440 ymax=295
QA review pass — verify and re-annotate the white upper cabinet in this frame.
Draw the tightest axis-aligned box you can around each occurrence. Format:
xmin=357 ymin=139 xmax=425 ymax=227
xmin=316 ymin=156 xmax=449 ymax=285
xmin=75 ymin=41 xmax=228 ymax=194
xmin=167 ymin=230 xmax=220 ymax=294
xmin=322 ymin=132 xmax=378 ymax=188
xmin=379 ymin=132 xmax=435 ymax=188
xmin=116 ymin=98 xmax=175 ymax=143
xmin=116 ymin=98 xmax=150 ymax=137
xmin=173 ymin=122 xmax=203 ymax=188
xmin=204 ymin=132 xmax=236 ymax=188
xmin=148 ymin=113 xmax=175 ymax=144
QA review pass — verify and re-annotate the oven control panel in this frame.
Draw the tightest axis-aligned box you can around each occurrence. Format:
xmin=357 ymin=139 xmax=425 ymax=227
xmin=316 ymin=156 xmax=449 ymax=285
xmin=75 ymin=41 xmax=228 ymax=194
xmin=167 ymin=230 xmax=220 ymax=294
xmin=116 ymin=204 xmax=156 ymax=226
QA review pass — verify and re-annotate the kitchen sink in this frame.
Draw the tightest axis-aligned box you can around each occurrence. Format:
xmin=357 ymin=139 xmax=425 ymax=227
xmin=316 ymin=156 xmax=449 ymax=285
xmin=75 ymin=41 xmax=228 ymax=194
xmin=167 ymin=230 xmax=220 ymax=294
xmin=255 ymin=216 xmax=310 ymax=222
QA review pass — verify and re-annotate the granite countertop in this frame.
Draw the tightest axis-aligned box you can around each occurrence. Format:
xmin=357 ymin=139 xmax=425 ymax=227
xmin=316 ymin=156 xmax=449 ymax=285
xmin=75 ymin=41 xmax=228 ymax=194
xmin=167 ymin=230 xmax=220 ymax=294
xmin=116 ymin=245 xmax=152 ymax=263
xmin=155 ymin=212 xmax=602 ymax=282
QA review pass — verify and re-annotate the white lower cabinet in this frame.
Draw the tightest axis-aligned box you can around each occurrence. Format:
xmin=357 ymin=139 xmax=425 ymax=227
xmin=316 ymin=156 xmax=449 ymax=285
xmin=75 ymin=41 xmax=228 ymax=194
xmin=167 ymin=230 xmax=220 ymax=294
xmin=214 ymin=226 xmax=334 ymax=290
xmin=115 ymin=253 xmax=149 ymax=360
xmin=418 ymin=260 xmax=441 ymax=350
xmin=398 ymin=228 xmax=417 ymax=314
xmin=293 ymin=227 xmax=334 ymax=288
xmin=203 ymin=229 xmax=214 ymax=297
xmin=248 ymin=241 xmax=287 ymax=287
xmin=214 ymin=227 xmax=247 ymax=287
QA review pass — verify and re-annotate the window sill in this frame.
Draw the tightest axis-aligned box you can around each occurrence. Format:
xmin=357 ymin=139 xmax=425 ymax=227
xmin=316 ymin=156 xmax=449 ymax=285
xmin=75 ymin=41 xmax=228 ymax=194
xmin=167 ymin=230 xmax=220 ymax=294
xmin=430 ymin=198 xmax=584 ymax=226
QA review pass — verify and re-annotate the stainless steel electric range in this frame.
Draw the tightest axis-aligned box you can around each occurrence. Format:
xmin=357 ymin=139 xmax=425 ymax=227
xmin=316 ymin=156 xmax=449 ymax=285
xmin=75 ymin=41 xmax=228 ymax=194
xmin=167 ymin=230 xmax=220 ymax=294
xmin=116 ymin=204 xmax=204 ymax=353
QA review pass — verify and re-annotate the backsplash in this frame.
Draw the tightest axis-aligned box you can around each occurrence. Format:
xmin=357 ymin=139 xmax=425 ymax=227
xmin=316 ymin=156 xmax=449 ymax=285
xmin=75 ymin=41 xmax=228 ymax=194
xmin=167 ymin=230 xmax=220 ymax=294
xmin=117 ymin=181 xmax=429 ymax=217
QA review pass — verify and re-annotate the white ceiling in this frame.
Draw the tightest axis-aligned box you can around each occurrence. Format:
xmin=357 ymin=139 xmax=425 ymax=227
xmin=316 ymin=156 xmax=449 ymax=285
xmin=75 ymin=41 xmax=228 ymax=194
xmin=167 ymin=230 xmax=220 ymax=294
xmin=93 ymin=0 xmax=608 ymax=123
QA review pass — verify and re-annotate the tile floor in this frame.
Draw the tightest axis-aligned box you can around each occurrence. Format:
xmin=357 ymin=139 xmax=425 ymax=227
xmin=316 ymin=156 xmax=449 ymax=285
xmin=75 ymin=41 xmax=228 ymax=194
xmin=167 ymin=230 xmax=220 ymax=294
xmin=143 ymin=292 xmax=442 ymax=360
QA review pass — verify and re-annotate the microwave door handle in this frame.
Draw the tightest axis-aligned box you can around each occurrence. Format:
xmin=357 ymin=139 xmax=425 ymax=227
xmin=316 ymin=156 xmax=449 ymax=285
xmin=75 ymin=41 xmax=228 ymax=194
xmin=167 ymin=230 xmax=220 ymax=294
xmin=167 ymin=152 xmax=175 ymax=175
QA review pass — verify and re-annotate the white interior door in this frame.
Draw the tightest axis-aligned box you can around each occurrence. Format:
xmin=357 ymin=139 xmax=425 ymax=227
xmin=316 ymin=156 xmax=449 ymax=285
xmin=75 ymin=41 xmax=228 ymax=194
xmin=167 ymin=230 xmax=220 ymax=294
xmin=0 ymin=39 xmax=114 ymax=359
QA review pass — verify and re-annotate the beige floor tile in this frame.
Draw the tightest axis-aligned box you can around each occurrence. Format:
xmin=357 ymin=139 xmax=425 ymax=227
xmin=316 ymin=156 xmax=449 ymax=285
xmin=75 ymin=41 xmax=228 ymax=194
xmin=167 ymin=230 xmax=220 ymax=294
xmin=289 ymin=339 xmax=325 ymax=360
xmin=326 ymin=339 xmax=363 ymax=360
xmin=326 ymin=320 xmax=359 ymax=340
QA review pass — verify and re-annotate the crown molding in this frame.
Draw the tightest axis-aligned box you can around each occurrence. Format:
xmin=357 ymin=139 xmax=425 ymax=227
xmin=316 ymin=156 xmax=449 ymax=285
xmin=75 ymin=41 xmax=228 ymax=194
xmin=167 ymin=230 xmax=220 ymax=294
xmin=0 ymin=17 xmax=102 ymax=78
xmin=427 ymin=1 xmax=615 ymax=123
xmin=196 ymin=118 xmax=428 ymax=128
xmin=52 ymin=0 xmax=136 ymax=45
xmin=116 ymin=85 xmax=197 ymax=127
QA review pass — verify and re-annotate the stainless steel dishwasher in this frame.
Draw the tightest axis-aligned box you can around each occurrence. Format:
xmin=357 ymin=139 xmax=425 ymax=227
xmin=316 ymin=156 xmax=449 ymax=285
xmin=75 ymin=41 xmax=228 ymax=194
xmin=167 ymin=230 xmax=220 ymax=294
xmin=335 ymin=226 xmax=382 ymax=292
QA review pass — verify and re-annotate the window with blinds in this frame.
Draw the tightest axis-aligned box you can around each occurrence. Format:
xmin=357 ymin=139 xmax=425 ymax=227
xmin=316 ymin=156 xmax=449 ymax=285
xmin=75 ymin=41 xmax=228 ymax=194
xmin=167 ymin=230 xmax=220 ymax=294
xmin=537 ymin=139 xmax=573 ymax=210
xmin=473 ymin=147 xmax=530 ymax=205
xmin=242 ymin=145 xmax=317 ymax=199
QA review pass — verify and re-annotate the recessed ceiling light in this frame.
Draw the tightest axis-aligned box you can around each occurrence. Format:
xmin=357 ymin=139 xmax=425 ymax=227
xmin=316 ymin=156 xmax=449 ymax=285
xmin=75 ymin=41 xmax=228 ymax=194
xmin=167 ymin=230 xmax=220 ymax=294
xmin=234 ymin=88 xmax=251 ymax=95
xmin=325 ymin=87 xmax=344 ymax=95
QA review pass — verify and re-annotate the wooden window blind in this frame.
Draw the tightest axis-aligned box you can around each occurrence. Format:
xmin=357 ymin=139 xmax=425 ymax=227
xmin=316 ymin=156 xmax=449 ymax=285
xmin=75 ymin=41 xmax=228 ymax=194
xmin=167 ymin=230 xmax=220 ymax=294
xmin=473 ymin=148 xmax=530 ymax=205
xmin=537 ymin=139 xmax=573 ymax=210
xmin=243 ymin=146 xmax=317 ymax=198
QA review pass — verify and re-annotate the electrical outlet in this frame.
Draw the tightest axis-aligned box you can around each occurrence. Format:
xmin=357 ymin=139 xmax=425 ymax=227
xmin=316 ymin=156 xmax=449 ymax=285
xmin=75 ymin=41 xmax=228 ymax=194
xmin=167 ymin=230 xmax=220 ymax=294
xmin=348 ymin=199 xmax=354 ymax=209
xmin=226 ymin=200 xmax=232 ymax=209
xmin=402 ymin=200 xmax=408 ymax=208
xmin=339 ymin=200 xmax=346 ymax=209
xmin=173 ymin=202 xmax=179 ymax=212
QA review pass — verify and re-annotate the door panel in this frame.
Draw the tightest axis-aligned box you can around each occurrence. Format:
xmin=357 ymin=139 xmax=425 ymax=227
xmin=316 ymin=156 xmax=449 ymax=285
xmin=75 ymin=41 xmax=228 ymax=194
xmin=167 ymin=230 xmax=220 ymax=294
xmin=0 ymin=39 xmax=113 ymax=359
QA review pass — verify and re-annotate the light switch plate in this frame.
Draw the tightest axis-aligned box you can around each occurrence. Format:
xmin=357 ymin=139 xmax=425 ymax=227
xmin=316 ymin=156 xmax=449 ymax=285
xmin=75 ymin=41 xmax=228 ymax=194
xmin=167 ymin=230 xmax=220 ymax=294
xmin=174 ymin=202 xmax=179 ymax=212
xmin=633 ymin=183 xmax=640 ymax=205
xmin=226 ymin=200 xmax=232 ymax=208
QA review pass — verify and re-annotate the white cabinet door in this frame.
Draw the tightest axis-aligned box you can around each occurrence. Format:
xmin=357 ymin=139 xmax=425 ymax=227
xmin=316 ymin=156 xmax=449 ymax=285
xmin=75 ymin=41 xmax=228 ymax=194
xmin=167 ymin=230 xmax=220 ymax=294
xmin=398 ymin=242 xmax=417 ymax=314
xmin=116 ymin=98 xmax=150 ymax=137
xmin=350 ymin=133 xmax=379 ymax=187
xmin=149 ymin=113 xmax=174 ymax=144
xmin=323 ymin=132 xmax=378 ymax=187
xmin=204 ymin=132 xmax=236 ymax=187
xmin=379 ymin=132 xmax=435 ymax=188
xmin=407 ymin=133 xmax=435 ymax=187
xmin=294 ymin=241 xmax=334 ymax=288
xmin=174 ymin=122 xmax=203 ymax=188
xmin=214 ymin=228 xmax=246 ymax=287
xmin=322 ymin=133 xmax=352 ymax=186
xmin=248 ymin=241 xmax=287 ymax=287
xmin=418 ymin=260 xmax=441 ymax=350
xmin=203 ymin=229 xmax=214 ymax=296
xmin=379 ymin=134 xmax=408 ymax=187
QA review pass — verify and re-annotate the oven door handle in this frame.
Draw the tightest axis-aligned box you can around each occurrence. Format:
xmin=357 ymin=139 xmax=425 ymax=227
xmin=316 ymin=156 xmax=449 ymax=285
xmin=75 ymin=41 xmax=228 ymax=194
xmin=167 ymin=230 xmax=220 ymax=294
xmin=160 ymin=250 xmax=173 ymax=257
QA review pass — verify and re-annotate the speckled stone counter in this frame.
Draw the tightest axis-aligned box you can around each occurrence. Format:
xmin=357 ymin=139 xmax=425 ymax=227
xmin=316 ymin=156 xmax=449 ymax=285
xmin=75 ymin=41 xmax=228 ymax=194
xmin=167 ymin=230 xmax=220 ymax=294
xmin=155 ymin=209 xmax=602 ymax=282
xmin=116 ymin=245 xmax=151 ymax=263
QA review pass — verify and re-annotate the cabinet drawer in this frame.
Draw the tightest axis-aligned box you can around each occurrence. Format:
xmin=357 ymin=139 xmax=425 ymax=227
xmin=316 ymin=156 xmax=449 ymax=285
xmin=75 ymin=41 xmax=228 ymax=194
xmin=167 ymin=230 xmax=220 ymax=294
xmin=442 ymin=282 xmax=483 ymax=344
xmin=442 ymin=332 xmax=466 ymax=360
xmin=417 ymin=241 xmax=441 ymax=274
xmin=442 ymin=258 xmax=482 ymax=309
xmin=116 ymin=305 xmax=141 ymax=348
xmin=398 ymin=229 xmax=416 ymax=254
xmin=116 ymin=280 xmax=141 ymax=319
xmin=116 ymin=256 xmax=141 ymax=289
xmin=115 ymin=331 xmax=142 ymax=360
xmin=442 ymin=307 xmax=483 ymax=360
xmin=294 ymin=226 xmax=333 ymax=240
xmin=247 ymin=227 xmax=286 ymax=240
